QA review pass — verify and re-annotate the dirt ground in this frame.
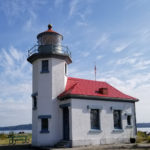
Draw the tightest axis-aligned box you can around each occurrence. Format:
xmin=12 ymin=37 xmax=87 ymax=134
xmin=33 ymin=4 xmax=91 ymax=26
xmin=0 ymin=143 xmax=150 ymax=150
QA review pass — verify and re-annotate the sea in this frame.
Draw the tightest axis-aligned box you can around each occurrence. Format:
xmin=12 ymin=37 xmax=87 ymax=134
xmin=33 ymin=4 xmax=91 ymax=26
xmin=0 ymin=130 xmax=32 ymax=134
xmin=137 ymin=127 xmax=150 ymax=133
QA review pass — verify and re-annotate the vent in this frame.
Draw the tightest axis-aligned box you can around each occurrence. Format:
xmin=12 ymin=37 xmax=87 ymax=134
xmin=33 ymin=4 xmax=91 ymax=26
xmin=99 ymin=88 xmax=108 ymax=95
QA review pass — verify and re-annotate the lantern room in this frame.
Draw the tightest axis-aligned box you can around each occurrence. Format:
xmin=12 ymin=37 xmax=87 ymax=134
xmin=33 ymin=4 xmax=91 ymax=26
xmin=37 ymin=24 xmax=63 ymax=53
xmin=27 ymin=24 xmax=72 ymax=64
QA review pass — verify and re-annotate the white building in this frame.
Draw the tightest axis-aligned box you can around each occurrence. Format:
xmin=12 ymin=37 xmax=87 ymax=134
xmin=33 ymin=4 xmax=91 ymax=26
xmin=27 ymin=25 xmax=139 ymax=147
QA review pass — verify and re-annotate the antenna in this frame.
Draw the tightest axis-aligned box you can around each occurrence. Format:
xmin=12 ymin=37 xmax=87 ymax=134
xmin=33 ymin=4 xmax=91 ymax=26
xmin=94 ymin=62 xmax=97 ymax=81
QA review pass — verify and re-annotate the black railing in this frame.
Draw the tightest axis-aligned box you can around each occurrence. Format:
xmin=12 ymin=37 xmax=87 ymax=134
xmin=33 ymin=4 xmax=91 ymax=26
xmin=28 ymin=44 xmax=71 ymax=57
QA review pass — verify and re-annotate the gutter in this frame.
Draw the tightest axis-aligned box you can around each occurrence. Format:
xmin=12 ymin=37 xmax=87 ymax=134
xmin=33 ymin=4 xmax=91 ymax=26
xmin=58 ymin=94 xmax=139 ymax=103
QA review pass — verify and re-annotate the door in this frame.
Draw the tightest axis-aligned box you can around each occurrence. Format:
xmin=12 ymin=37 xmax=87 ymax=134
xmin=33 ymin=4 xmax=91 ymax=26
xmin=63 ymin=107 xmax=69 ymax=140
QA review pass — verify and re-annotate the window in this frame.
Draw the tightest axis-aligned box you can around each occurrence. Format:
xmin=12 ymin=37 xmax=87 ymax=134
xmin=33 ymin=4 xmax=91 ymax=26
xmin=113 ymin=110 xmax=122 ymax=129
xmin=65 ymin=63 xmax=67 ymax=75
xmin=41 ymin=118 xmax=48 ymax=132
xmin=127 ymin=115 xmax=132 ymax=126
xmin=41 ymin=60 xmax=49 ymax=73
xmin=90 ymin=109 xmax=100 ymax=130
xmin=33 ymin=96 xmax=37 ymax=110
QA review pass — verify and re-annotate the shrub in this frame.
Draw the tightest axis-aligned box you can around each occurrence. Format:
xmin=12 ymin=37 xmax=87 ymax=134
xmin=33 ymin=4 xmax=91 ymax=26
xmin=137 ymin=131 xmax=148 ymax=138
xmin=136 ymin=131 xmax=150 ymax=143
xmin=147 ymin=136 xmax=150 ymax=143
xmin=0 ymin=133 xmax=7 ymax=140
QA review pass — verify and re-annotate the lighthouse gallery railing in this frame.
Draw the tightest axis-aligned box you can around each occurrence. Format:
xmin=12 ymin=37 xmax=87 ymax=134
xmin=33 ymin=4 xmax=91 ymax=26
xmin=28 ymin=44 xmax=71 ymax=58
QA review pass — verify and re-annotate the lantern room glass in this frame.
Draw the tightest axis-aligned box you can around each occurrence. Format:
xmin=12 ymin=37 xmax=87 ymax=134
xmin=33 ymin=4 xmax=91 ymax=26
xmin=38 ymin=34 xmax=62 ymax=46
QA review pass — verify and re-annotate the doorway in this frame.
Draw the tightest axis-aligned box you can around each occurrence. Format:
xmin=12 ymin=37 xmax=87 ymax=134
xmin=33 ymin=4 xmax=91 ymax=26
xmin=63 ymin=107 xmax=69 ymax=140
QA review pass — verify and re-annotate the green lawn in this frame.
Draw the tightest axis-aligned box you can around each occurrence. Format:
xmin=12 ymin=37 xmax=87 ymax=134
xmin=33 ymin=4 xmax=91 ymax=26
xmin=0 ymin=132 xmax=32 ymax=145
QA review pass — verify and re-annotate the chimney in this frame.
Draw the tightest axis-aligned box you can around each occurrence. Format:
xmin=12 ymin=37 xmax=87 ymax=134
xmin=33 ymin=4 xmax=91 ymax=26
xmin=99 ymin=88 xmax=108 ymax=95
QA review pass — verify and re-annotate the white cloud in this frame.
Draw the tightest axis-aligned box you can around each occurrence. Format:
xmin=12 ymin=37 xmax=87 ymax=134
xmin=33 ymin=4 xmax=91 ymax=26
xmin=1 ymin=48 xmax=14 ymax=66
xmin=114 ymin=42 xmax=130 ymax=53
xmin=0 ymin=0 xmax=46 ymax=27
xmin=69 ymin=0 xmax=80 ymax=16
xmin=9 ymin=46 xmax=23 ymax=61
xmin=0 ymin=47 xmax=32 ymax=126
xmin=93 ymin=33 xmax=109 ymax=50
xmin=69 ymin=0 xmax=93 ymax=17
xmin=23 ymin=10 xmax=37 ymax=31
xmin=115 ymin=55 xmax=150 ymax=71
xmin=134 ymin=60 xmax=150 ymax=70
xmin=98 ymin=73 xmax=150 ymax=123
xmin=116 ymin=57 xmax=137 ymax=65
xmin=96 ymin=55 xmax=103 ymax=60
xmin=0 ymin=98 xmax=31 ymax=126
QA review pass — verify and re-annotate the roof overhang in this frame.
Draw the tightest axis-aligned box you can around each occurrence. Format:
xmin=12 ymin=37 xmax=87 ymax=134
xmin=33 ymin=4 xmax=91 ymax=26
xmin=58 ymin=94 xmax=139 ymax=103
xmin=27 ymin=52 xmax=72 ymax=64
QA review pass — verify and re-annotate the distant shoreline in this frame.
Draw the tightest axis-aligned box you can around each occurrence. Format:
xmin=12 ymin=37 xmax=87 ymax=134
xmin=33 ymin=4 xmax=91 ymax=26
xmin=0 ymin=123 xmax=149 ymax=132
xmin=0 ymin=124 xmax=32 ymax=131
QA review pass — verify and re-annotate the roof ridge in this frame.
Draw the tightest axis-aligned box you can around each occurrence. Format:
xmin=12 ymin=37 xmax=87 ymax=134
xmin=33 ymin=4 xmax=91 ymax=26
xmin=68 ymin=77 xmax=106 ymax=83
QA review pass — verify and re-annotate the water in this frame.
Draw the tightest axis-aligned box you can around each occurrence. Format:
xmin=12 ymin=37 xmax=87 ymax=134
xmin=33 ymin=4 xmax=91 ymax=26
xmin=137 ymin=127 xmax=150 ymax=133
xmin=0 ymin=130 xmax=32 ymax=134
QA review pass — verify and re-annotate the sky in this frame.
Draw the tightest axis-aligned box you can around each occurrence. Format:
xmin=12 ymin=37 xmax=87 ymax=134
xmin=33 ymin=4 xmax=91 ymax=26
xmin=0 ymin=0 xmax=150 ymax=126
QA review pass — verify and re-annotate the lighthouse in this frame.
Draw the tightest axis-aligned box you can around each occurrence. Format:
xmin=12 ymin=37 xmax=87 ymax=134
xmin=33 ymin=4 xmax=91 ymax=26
xmin=27 ymin=25 xmax=138 ymax=148
xmin=27 ymin=25 xmax=72 ymax=146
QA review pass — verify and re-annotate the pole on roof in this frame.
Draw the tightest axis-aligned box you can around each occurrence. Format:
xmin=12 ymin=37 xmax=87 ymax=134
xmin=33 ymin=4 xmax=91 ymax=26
xmin=94 ymin=62 xmax=97 ymax=81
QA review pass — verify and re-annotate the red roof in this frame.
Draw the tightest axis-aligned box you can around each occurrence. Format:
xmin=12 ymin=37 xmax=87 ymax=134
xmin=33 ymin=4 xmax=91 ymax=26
xmin=42 ymin=28 xmax=60 ymax=35
xmin=37 ymin=24 xmax=62 ymax=38
xmin=58 ymin=77 xmax=138 ymax=101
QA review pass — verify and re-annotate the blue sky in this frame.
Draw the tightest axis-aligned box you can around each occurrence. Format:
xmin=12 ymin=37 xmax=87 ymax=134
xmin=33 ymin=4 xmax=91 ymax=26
xmin=0 ymin=0 xmax=150 ymax=126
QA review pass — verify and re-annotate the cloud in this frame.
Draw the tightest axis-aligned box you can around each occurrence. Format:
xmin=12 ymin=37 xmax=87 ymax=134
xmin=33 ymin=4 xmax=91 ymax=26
xmin=68 ymin=66 xmax=94 ymax=80
xmin=69 ymin=0 xmax=80 ymax=16
xmin=1 ymin=48 xmax=14 ymax=66
xmin=9 ymin=46 xmax=23 ymax=61
xmin=116 ymin=57 xmax=137 ymax=65
xmin=23 ymin=10 xmax=37 ymax=31
xmin=0 ymin=0 xmax=46 ymax=26
xmin=0 ymin=98 xmax=31 ymax=126
xmin=114 ymin=42 xmax=130 ymax=53
xmin=69 ymin=0 xmax=93 ymax=17
xmin=115 ymin=54 xmax=150 ymax=71
xmin=134 ymin=60 xmax=150 ymax=70
xmin=96 ymin=55 xmax=103 ymax=60
xmin=93 ymin=33 xmax=109 ymax=50
xmin=98 ymin=73 xmax=150 ymax=123
xmin=0 ymin=46 xmax=32 ymax=126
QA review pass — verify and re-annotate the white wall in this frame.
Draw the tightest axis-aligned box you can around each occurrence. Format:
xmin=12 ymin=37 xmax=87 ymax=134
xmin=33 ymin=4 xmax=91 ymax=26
xmin=32 ymin=57 xmax=68 ymax=146
xmin=71 ymin=98 xmax=136 ymax=147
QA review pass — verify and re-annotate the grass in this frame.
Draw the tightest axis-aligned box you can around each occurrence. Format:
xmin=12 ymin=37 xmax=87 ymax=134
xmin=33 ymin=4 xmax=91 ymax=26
xmin=136 ymin=131 xmax=150 ymax=143
xmin=0 ymin=132 xmax=32 ymax=145
xmin=0 ymin=131 xmax=150 ymax=146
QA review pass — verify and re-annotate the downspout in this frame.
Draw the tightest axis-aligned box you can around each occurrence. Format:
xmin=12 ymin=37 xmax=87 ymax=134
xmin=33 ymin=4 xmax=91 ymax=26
xmin=133 ymin=102 xmax=137 ymax=136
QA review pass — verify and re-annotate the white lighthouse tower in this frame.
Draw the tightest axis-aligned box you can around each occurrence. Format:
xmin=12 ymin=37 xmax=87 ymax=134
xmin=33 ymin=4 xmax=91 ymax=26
xmin=27 ymin=24 xmax=72 ymax=146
